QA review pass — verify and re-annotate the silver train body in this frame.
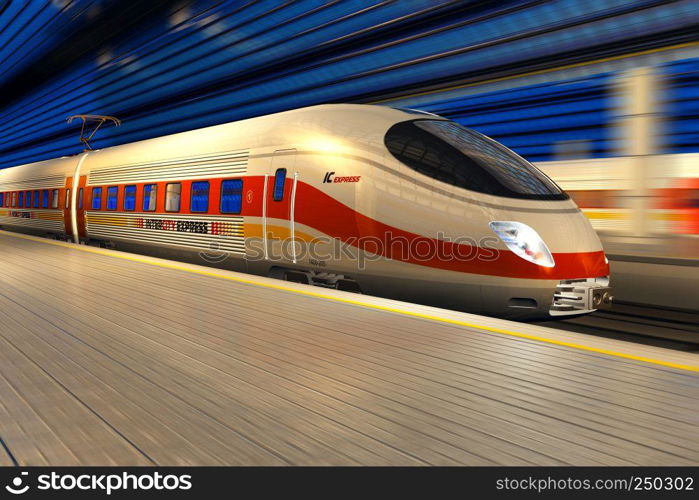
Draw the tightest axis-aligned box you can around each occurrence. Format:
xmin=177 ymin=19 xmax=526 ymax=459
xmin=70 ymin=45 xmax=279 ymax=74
xmin=0 ymin=104 xmax=611 ymax=319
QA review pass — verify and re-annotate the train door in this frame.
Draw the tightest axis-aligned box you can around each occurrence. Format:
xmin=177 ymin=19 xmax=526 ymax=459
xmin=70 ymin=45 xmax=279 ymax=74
xmin=68 ymin=151 xmax=91 ymax=243
xmin=264 ymin=149 xmax=298 ymax=263
xmin=64 ymin=176 xmax=74 ymax=237
xmin=73 ymin=175 xmax=88 ymax=242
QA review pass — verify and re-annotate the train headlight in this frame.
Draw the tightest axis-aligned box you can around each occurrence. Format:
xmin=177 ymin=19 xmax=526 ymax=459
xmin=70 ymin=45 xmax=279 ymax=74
xmin=489 ymin=221 xmax=555 ymax=268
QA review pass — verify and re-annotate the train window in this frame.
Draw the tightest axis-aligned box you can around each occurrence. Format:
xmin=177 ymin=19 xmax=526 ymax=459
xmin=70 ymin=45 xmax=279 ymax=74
xmin=106 ymin=186 xmax=118 ymax=210
xmin=78 ymin=188 xmax=83 ymax=209
xmin=143 ymin=184 xmax=157 ymax=211
xmin=33 ymin=190 xmax=39 ymax=208
xmin=385 ymin=120 xmax=568 ymax=200
xmin=18 ymin=191 xmax=24 ymax=208
xmin=165 ymin=183 xmax=181 ymax=212
xmin=91 ymin=187 xmax=102 ymax=210
xmin=42 ymin=189 xmax=49 ymax=208
xmin=0 ymin=193 xmax=3 ymax=206
xmin=25 ymin=191 xmax=31 ymax=208
xmin=11 ymin=192 xmax=17 ymax=207
xmin=190 ymin=181 xmax=209 ymax=213
xmin=65 ymin=189 xmax=70 ymax=209
xmin=273 ymin=168 xmax=286 ymax=201
xmin=51 ymin=189 xmax=59 ymax=209
xmin=220 ymin=179 xmax=243 ymax=214
xmin=123 ymin=185 xmax=136 ymax=211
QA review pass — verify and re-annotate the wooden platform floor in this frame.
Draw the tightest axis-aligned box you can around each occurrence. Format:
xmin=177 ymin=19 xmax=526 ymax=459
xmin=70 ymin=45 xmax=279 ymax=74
xmin=0 ymin=230 xmax=697 ymax=465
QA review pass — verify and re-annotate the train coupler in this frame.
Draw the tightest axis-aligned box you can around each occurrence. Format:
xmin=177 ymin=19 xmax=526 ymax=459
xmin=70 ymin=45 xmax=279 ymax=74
xmin=550 ymin=278 xmax=612 ymax=316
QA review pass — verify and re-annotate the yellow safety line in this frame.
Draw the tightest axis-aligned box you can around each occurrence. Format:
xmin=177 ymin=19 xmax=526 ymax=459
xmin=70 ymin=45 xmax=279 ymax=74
xmin=3 ymin=230 xmax=698 ymax=373
xmin=370 ymin=41 xmax=699 ymax=104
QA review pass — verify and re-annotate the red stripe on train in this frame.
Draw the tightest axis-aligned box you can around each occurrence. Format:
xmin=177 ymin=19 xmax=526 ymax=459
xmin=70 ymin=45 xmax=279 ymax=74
xmin=256 ymin=177 xmax=609 ymax=280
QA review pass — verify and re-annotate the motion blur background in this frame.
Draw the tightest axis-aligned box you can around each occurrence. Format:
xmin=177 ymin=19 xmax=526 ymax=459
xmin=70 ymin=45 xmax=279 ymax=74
xmin=0 ymin=0 xmax=697 ymax=311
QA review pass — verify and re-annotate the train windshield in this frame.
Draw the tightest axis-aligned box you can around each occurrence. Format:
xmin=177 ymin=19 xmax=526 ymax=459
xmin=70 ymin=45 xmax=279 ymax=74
xmin=385 ymin=119 xmax=568 ymax=200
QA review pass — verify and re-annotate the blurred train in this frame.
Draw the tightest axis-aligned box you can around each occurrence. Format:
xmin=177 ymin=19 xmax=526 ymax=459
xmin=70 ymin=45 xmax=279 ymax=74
xmin=0 ymin=104 xmax=612 ymax=320
xmin=538 ymin=155 xmax=699 ymax=245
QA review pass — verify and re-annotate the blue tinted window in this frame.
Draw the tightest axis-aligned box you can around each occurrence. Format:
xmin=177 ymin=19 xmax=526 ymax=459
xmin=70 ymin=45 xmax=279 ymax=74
xmin=0 ymin=193 xmax=3 ymax=206
xmin=124 ymin=185 xmax=136 ymax=211
xmin=78 ymin=188 xmax=83 ymax=209
xmin=18 ymin=191 xmax=24 ymax=208
xmin=107 ymin=186 xmax=118 ymax=210
xmin=273 ymin=168 xmax=286 ymax=201
xmin=42 ymin=190 xmax=49 ymax=208
xmin=143 ymin=184 xmax=157 ymax=211
xmin=190 ymin=181 xmax=209 ymax=213
xmin=385 ymin=120 xmax=567 ymax=200
xmin=25 ymin=191 xmax=32 ymax=208
xmin=33 ymin=190 xmax=39 ymax=208
xmin=91 ymin=187 xmax=102 ymax=210
xmin=220 ymin=179 xmax=243 ymax=214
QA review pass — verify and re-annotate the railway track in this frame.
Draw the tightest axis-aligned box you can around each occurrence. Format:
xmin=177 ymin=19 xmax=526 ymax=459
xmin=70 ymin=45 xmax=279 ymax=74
xmin=537 ymin=302 xmax=699 ymax=351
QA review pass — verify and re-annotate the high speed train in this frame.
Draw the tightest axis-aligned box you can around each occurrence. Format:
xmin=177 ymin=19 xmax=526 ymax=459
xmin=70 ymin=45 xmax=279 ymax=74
xmin=0 ymin=104 xmax=611 ymax=320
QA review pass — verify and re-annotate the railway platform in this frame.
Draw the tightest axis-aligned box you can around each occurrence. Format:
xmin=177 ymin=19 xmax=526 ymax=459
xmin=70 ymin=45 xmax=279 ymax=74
xmin=0 ymin=230 xmax=697 ymax=465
